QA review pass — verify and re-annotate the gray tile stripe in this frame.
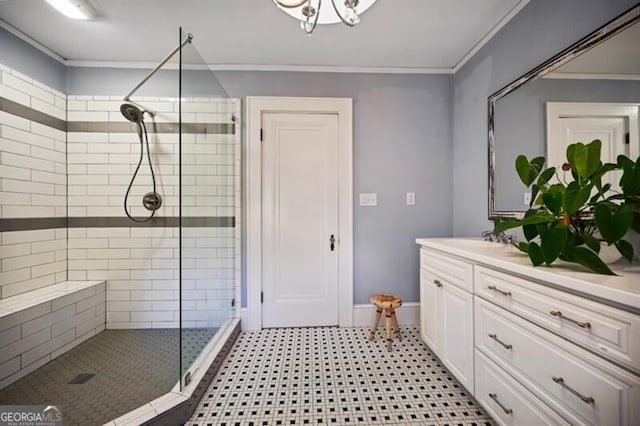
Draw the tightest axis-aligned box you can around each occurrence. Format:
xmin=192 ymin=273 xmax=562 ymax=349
xmin=0 ymin=96 xmax=234 ymax=135
xmin=0 ymin=97 xmax=66 ymax=132
xmin=68 ymin=216 xmax=235 ymax=228
xmin=67 ymin=122 xmax=234 ymax=134
xmin=0 ymin=217 xmax=67 ymax=232
xmin=0 ymin=217 xmax=234 ymax=232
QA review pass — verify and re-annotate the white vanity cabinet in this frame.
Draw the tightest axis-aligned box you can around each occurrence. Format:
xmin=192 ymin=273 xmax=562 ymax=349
xmin=419 ymin=248 xmax=474 ymax=392
xmin=417 ymin=238 xmax=640 ymax=426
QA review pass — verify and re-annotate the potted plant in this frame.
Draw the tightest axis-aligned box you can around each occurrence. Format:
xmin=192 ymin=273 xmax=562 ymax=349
xmin=493 ymin=139 xmax=639 ymax=275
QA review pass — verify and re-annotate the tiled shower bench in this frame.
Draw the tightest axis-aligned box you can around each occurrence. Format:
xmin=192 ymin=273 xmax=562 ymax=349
xmin=0 ymin=280 xmax=106 ymax=389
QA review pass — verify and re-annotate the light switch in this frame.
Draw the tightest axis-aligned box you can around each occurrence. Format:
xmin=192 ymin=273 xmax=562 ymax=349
xmin=359 ymin=193 xmax=377 ymax=206
xmin=406 ymin=192 xmax=415 ymax=206
xmin=523 ymin=192 xmax=531 ymax=206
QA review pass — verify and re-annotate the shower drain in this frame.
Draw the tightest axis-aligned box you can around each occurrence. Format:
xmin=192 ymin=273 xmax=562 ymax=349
xmin=68 ymin=373 xmax=95 ymax=384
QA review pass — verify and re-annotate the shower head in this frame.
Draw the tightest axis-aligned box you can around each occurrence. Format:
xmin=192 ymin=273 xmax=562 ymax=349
xmin=120 ymin=103 xmax=143 ymax=123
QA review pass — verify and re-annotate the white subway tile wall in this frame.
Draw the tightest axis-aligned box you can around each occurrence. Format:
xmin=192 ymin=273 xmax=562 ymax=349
xmin=0 ymin=280 xmax=106 ymax=389
xmin=66 ymin=95 xmax=240 ymax=329
xmin=0 ymin=65 xmax=67 ymax=299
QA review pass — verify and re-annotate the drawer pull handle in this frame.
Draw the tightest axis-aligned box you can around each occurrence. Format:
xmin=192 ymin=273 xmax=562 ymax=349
xmin=433 ymin=279 xmax=443 ymax=288
xmin=488 ymin=285 xmax=511 ymax=297
xmin=488 ymin=393 xmax=512 ymax=415
xmin=549 ymin=311 xmax=591 ymax=329
xmin=552 ymin=377 xmax=594 ymax=404
xmin=488 ymin=333 xmax=512 ymax=350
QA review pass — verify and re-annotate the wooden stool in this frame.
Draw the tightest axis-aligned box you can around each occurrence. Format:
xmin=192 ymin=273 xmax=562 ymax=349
xmin=368 ymin=293 xmax=402 ymax=351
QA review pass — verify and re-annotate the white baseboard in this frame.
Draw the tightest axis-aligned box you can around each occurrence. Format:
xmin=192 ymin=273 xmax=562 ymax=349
xmin=239 ymin=303 xmax=420 ymax=330
xmin=240 ymin=308 xmax=249 ymax=331
xmin=353 ymin=302 xmax=419 ymax=327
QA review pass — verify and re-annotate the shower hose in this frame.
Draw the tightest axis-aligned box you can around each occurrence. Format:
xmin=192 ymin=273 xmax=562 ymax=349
xmin=124 ymin=115 xmax=160 ymax=223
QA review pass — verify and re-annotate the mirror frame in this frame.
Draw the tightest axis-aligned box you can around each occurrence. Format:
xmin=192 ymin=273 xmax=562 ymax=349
xmin=488 ymin=4 xmax=640 ymax=219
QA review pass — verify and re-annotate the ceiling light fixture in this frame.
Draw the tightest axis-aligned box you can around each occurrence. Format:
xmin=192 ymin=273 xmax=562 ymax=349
xmin=44 ymin=0 xmax=97 ymax=20
xmin=273 ymin=0 xmax=377 ymax=35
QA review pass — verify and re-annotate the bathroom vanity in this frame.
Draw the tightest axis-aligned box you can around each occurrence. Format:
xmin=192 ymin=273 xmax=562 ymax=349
xmin=416 ymin=238 xmax=640 ymax=426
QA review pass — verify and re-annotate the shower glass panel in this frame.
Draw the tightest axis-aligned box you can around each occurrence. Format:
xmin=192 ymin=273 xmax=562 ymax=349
xmin=178 ymin=29 xmax=237 ymax=387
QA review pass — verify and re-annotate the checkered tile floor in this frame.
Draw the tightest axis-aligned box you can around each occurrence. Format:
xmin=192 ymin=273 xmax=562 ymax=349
xmin=187 ymin=326 xmax=493 ymax=425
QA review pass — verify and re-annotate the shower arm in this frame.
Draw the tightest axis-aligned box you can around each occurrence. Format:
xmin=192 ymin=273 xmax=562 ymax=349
xmin=123 ymin=33 xmax=193 ymax=102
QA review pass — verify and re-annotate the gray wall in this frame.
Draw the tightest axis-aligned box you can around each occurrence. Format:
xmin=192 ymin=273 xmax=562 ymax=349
xmin=0 ymin=27 xmax=66 ymax=92
xmin=451 ymin=0 xmax=638 ymax=236
xmin=215 ymin=71 xmax=453 ymax=306
xmin=67 ymin=67 xmax=454 ymax=306
xmin=494 ymin=78 xmax=640 ymax=212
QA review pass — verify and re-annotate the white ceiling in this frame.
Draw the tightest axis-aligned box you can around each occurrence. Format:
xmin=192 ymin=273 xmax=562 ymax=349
xmin=0 ymin=0 xmax=526 ymax=72
xmin=552 ymin=20 xmax=640 ymax=77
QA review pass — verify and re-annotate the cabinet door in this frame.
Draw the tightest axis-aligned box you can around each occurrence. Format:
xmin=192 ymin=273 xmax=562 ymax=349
xmin=442 ymin=282 xmax=474 ymax=392
xmin=420 ymin=268 xmax=441 ymax=356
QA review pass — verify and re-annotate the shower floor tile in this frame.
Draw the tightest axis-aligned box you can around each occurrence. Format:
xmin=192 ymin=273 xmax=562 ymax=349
xmin=0 ymin=327 xmax=218 ymax=426
xmin=187 ymin=326 xmax=494 ymax=426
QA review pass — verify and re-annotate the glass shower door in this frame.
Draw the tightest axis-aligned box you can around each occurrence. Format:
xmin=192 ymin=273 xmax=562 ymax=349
xmin=178 ymin=29 xmax=237 ymax=387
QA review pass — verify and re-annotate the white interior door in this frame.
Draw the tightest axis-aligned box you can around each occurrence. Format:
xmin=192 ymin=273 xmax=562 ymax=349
xmin=547 ymin=102 xmax=639 ymax=192
xmin=262 ymin=112 xmax=339 ymax=328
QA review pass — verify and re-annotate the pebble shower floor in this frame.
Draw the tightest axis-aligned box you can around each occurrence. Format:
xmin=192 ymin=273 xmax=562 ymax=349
xmin=187 ymin=326 xmax=494 ymax=425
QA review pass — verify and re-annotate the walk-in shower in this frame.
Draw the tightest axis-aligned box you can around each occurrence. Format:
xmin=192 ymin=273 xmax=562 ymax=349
xmin=0 ymin=28 xmax=239 ymax=425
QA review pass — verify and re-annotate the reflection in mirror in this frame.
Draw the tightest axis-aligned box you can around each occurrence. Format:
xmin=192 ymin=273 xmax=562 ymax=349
xmin=489 ymin=5 xmax=640 ymax=218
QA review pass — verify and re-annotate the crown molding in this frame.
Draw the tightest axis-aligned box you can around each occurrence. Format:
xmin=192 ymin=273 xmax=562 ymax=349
xmin=452 ymin=0 xmax=530 ymax=73
xmin=543 ymin=72 xmax=640 ymax=81
xmin=66 ymin=60 xmax=453 ymax=74
xmin=0 ymin=19 xmax=67 ymax=64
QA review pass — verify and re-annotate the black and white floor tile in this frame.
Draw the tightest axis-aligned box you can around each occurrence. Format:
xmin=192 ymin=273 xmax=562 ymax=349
xmin=187 ymin=326 xmax=494 ymax=425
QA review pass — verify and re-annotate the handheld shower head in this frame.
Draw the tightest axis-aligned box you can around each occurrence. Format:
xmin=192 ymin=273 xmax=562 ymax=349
xmin=120 ymin=103 xmax=144 ymax=123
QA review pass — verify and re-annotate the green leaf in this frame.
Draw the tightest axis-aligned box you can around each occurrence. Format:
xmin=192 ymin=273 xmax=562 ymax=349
xmin=595 ymin=204 xmax=633 ymax=244
xmin=527 ymin=242 xmax=545 ymax=266
xmin=537 ymin=167 xmax=556 ymax=187
xmin=582 ymin=233 xmax=601 ymax=253
xmin=542 ymin=191 xmax=563 ymax=215
xmin=539 ymin=223 xmax=568 ymax=265
xmin=615 ymin=240 xmax=634 ymax=263
xmin=493 ymin=213 xmax=555 ymax=234
xmin=564 ymin=181 xmax=592 ymax=215
xmin=569 ymin=247 xmax=616 ymax=275
xmin=530 ymin=184 xmax=539 ymax=208
xmin=620 ymin=157 xmax=640 ymax=196
xmin=617 ymin=155 xmax=633 ymax=169
xmin=573 ymin=140 xmax=602 ymax=179
xmin=633 ymin=212 xmax=640 ymax=234
xmin=515 ymin=155 xmax=545 ymax=187
xmin=595 ymin=204 xmax=613 ymax=243
xmin=566 ymin=144 xmax=577 ymax=165
xmin=591 ymin=162 xmax=618 ymax=184
xmin=523 ymin=224 xmax=538 ymax=241
xmin=517 ymin=242 xmax=529 ymax=253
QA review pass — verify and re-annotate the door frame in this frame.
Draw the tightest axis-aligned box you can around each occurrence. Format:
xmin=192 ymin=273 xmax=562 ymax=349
xmin=546 ymin=102 xmax=640 ymax=163
xmin=246 ymin=96 xmax=353 ymax=331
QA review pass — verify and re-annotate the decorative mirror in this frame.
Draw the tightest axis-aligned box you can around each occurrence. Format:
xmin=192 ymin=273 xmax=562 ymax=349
xmin=488 ymin=5 xmax=640 ymax=219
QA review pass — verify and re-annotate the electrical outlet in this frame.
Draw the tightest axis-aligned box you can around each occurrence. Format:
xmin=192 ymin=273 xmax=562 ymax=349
xmin=406 ymin=192 xmax=415 ymax=206
xmin=359 ymin=193 xmax=377 ymax=206
xmin=523 ymin=192 xmax=532 ymax=206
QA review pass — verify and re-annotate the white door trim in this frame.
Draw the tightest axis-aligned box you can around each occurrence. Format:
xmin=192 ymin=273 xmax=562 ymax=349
xmin=246 ymin=96 xmax=354 ymax=331
xmin=546 ymin=102 xmax=639 ymax=160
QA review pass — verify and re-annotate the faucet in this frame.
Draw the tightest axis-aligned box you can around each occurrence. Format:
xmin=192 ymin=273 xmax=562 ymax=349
xmin=482 ymin=230 xmax=516 ymax=245
xmin=481 ymin=230 xmax=495 ymax=242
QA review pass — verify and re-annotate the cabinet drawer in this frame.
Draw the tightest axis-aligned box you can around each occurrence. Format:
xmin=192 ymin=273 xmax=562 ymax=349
xmin=475 ymin=265 xmax=640 ymax=372
xmin=420 ymin=248 xmax=473 ymax=292
xmin=475 ymin=349 xmax=570 ymax=426
xmin=475 ymin=297 xmax=640 ymax=426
